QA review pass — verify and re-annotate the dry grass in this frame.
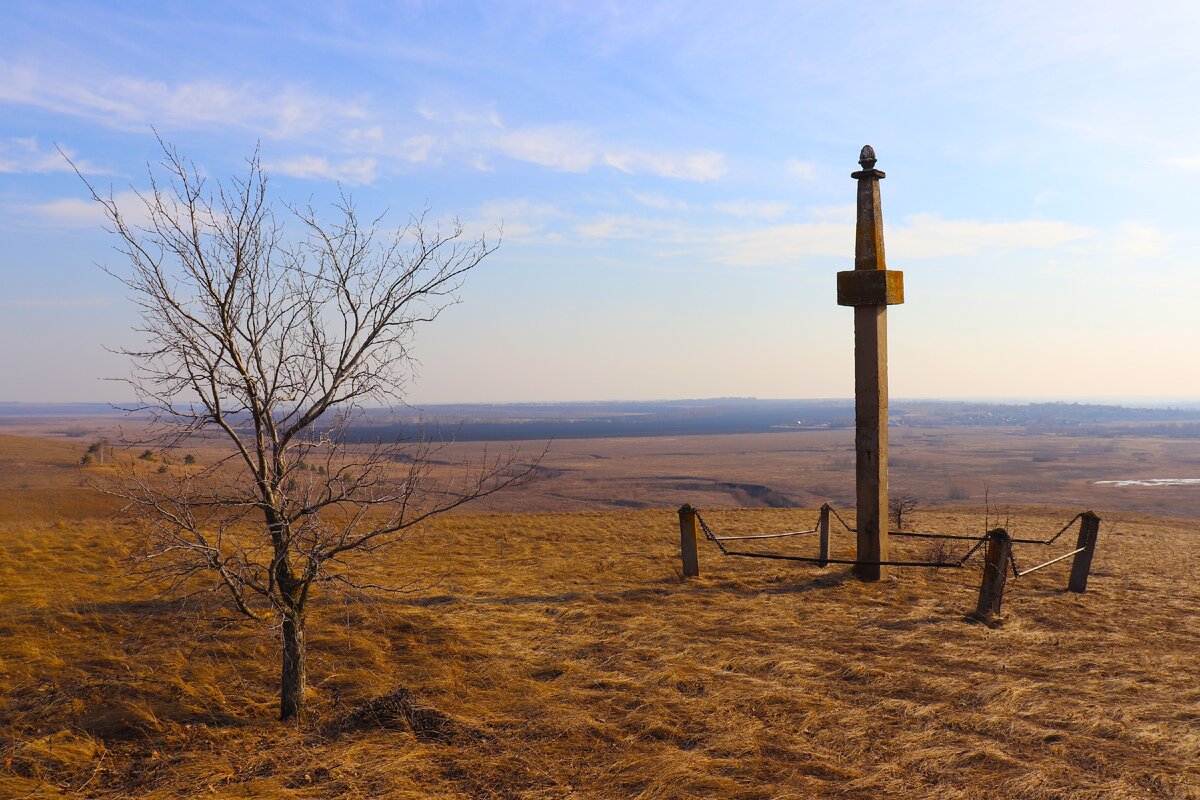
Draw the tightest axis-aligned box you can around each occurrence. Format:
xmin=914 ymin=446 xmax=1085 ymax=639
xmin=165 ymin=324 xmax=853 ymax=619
xmin=1 ymin=434 xmax=1198 ymax=798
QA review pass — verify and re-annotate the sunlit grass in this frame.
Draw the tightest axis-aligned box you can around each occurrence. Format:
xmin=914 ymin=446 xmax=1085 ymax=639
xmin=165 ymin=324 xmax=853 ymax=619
xmin=1 ymin=433 xmax=1197 ymax=798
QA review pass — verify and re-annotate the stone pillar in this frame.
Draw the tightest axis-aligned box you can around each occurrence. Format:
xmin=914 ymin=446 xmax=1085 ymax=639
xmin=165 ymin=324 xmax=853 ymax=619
xmin=837 ymin=146 xmax=905 ymax=581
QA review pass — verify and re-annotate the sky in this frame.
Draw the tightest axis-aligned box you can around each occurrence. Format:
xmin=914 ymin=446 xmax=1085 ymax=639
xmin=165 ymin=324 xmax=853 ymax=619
xmin=1 ymin=1 xmax=1198 ymax=404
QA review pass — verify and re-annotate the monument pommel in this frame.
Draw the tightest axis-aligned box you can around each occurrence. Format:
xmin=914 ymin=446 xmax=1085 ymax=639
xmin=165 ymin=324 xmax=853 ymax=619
xmin=850 ymin=143 xmax=885 ymax=180
xmin=839 ymin=145 xmax=903 ymax=306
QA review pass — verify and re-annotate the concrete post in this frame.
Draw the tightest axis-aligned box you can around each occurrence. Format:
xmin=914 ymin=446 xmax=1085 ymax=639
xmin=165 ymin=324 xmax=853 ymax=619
xmin=818 ymin=504 xmax=831 ymax=567
xmin=837 ymin=146 xmax=905 ymax=581
xmin=1068 ymin=512 xmax=1101 ymax=593
xmin=678 ymin=504 xmax=699 ymax=578
xmin=971 ymin=528 xmax=1012 ymax=625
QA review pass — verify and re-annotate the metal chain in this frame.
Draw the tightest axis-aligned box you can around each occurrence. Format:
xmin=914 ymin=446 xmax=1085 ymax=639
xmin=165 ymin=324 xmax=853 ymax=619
xmin=1007 ymin=549 xmax=1022 ymax=578
xmin=1040 ymin=513 xmax=1084 ymax=546
xmin=692 ymin=510 xmax=729 ymax=555
xmin=827 ymin=505 xmax=856 ymax=533
xmin=695 ymin=505 xmax=1082 ymax=580
xmin=1008 ymin=514 xmax=1084 ymax=578
xmin=954 ymin=534 xmax=990 ymax=567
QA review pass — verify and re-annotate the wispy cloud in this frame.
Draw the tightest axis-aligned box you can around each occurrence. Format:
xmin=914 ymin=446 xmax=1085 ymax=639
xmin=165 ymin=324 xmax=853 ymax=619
xmin=0 ymin=137 xmax=107 ymax=175
xmin=575 ymin=214 xmax=689 ymax=241
xmin=268 ymin=155 xmax=380 ymax=185
xmin=784 ymin=159 xmax=817 ymax=180
xmin=2 ymin=60 xmax=727 ymax=183
xmin=712 ymin=200 xmax=791 ymax=220
xmin=480 ymin=119 xmax=726 ymax=181
xmin=23 ymin=189 xmax=146 ymax=228
xmin=631 ymin=192 xmax=687 ymax=210
xmin=417 ymin=102 xmax=503 ymax=128
xmin=889 ymin=214 xmax=1094 ymax=258
xmin=491 ymin=124 xmax=598 ymax=172
xmin=470 ymin=198 xmax=568 ymax=240
xmin=715 ymin=221 xmax=849 ymax=265
xmin=604 ymin=148 xmax=726 ymax=181
xmin=713 ymin=210 xmax=1096 ymax=266
xmin=1109 ymin=221 xmax=1171 ymax=260
xmin=0 ymin=60 xmax=366 ymax=139
xmin=1162 ymin=156 xmax=1200 ymax=170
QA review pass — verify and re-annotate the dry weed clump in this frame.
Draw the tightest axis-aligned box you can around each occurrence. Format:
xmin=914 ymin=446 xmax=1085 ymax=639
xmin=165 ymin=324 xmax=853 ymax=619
xmin=0 ymin=435 xmax=1198 ymax=798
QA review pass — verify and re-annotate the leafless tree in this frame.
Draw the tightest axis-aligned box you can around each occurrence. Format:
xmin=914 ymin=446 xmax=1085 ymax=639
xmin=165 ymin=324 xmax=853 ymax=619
xmin=888 ymin=492 xmax=921 ymax=530
xmin=74 ymin=141 xmax=539 ymax=721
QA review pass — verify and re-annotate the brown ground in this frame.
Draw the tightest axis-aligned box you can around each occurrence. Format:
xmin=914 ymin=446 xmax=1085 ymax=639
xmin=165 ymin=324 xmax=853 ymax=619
xmin=1 ymin=432 xmax=1198 ymax=798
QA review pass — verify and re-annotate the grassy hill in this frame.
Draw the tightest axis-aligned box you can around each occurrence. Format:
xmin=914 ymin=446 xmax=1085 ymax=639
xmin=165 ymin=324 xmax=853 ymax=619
xmin=1 ymin=433 xmax=1197 ymax=798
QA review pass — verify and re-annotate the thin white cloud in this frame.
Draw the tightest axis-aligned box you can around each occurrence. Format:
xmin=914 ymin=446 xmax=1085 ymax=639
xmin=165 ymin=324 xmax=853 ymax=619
xmin=0 ymin=60 xmax=366 ymax=139
xmin=889 ymin=214 xmax=1094 ymax=258
xmin=785 ymin=159 xmax=817 ymax=180
xmin=470 ymin=198 xmax=568 ymax=240
xmin=267 ymin=156 xmax=379 ymax=185
xmin=417 ymin=102 xmax=503 ymax=128
xmin=808 ymin=204 xmax=856 ymax=223
xmin=713 ymin=200 xmax=791 ymax=220
xmin=631 ymin=192 xmax=686 ymax=210
xmin=715 ymin=221 xmax=849 ymax=265
xmin=604 ymin=148 xmax=726 ymax=181
xmin=24 ymin=189 xmax=147 ymax=228
xmin=1162 ymin=156 xmax=1200 ymax=170
xmin=1109 ymin=221 xmax=1171 ymax=260
xmin=713 ymin=212 xmax=1096 ymax=266
xmin=575 ymin=214 xmax=689 ymax=241
xmin=0 ymin=137 xmax=107 ymax=175
xmin=2 ymin=60 xmax=725 ymax=183
xmin=491 ymin=124 xmax=597 ymax=172
xmin=476 ymin=118 xmax=726 ymax=181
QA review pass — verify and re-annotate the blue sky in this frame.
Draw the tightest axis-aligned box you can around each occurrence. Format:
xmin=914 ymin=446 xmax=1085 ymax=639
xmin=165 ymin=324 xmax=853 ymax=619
xmin=2 ymin=1 xmax=1198 ymax=403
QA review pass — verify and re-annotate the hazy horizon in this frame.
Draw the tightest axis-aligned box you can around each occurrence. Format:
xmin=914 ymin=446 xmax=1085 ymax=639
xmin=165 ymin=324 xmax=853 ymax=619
xmin=3 ymin=395 xmax=1199 ymax=410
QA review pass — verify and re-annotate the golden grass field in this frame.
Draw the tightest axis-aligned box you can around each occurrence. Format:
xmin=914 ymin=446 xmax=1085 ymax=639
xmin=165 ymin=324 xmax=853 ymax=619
xmin=1 ymin=432 xmax=1198 ymax=798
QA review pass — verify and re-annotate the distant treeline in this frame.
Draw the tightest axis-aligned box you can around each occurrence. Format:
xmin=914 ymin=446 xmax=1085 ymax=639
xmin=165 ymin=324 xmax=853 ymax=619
xmin=339 ymin=399 xmax=1200 ymax=443
xmin=5 ymin=398 xmax=1198 ymax=443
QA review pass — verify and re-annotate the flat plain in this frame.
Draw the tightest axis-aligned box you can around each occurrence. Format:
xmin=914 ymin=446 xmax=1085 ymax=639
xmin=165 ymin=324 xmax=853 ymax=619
xmin=1 ymin=423 xmax=1198 ymax=798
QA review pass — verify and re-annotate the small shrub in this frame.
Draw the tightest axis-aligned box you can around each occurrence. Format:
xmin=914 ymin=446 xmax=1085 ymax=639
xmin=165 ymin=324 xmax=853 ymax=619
xmin=183 ymin=454 xmax=196 ymax=465
xmin=138 ymin=449 xmax=155 ymax=461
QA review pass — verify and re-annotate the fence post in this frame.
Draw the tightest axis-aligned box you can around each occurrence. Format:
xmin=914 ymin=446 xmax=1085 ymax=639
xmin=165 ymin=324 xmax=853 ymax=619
xmin=970 ymin=528 xmax=1012 ymax=626
xmin=1068 ymin=512 xmax=1100 ymax=593
xmin=818 ymin=504 xmax=831 ymax=567
xmin=679 ymin=504 xmax=699 ymax=578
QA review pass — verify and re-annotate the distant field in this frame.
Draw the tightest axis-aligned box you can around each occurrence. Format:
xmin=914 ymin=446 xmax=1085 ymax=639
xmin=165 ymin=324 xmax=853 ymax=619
xmin=1 ymin=432 xmax=1198 ymax=798
xmin=5 ymin=400 xmax=1200 ymax=520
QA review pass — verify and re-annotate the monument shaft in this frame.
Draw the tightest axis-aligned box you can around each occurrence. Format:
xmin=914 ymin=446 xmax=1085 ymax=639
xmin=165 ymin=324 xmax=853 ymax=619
xmin=853 ymin=305 xmax=889 ymax=579
xmin=837 ymin=146 xmax=904 ymax=581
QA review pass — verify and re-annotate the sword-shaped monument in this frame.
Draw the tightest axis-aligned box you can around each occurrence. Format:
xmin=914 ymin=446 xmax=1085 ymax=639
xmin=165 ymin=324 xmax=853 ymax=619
xmin=837 ymin=145 xmax=904 ymax=581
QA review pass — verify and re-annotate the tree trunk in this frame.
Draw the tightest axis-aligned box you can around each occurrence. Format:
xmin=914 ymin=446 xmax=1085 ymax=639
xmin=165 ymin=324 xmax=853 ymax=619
xmin=280 ymin=612 xmax=306 ymax=721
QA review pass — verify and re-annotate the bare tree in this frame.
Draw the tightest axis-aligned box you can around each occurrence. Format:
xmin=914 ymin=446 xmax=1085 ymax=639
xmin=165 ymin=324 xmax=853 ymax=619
xmin=75 ymin=141 xmax=538 ymax=721
xmin=888 ymin=492 xmax=921 ymax=531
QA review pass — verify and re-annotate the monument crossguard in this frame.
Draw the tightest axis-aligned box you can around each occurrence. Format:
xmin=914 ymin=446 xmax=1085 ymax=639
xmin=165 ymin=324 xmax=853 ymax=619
xmin=837 ymin=145 xmax=904 ymax=581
